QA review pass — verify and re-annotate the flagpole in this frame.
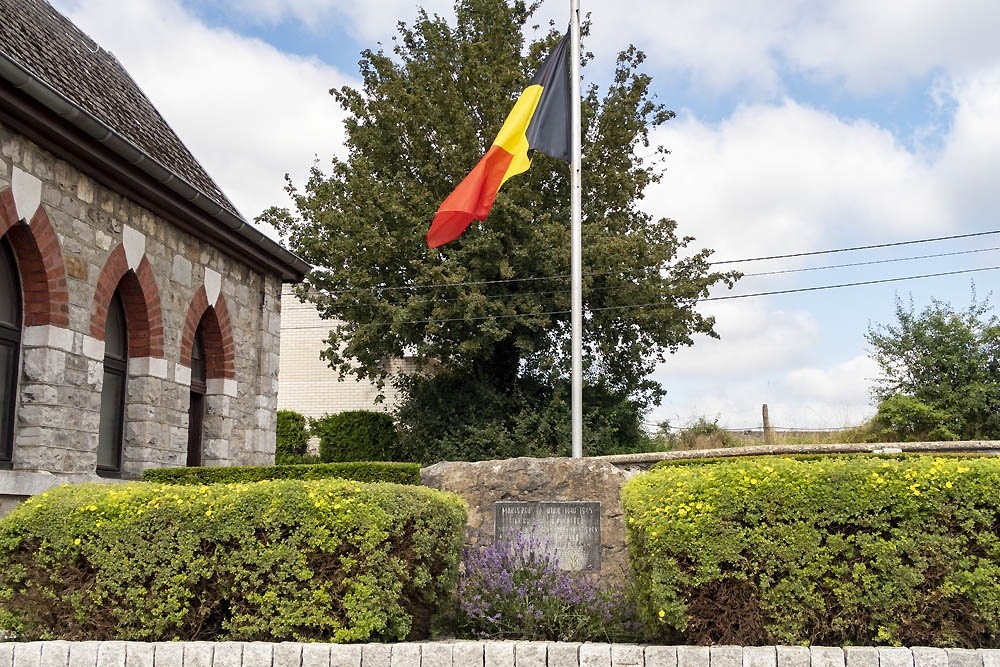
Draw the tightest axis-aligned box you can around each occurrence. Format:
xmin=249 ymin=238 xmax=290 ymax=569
xmin=569 ymin=0 xmax=583 ymax=459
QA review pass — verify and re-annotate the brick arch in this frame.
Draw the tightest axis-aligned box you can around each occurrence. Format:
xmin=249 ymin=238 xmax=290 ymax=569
xmin=0 ymin=188 xmax=69 ymax=327
xmin=89 ymin=245 xmax=164 ymax=358
xmin=180 ymin=285 xmax=235 ymax=380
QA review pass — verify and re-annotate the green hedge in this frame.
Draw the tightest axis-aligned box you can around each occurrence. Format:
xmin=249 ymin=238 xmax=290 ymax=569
xmin=142 ymin=461 xmax=420 ymax=485
xmin=622 ymin=455 xmax=1000 ymax=647
xmin=312 ymin=411 xmax=402 ymax=462
xmin=0 ymin=479 xmax=465 ymax=641
xmin=275 ymin=410 xmax=310 ymax=463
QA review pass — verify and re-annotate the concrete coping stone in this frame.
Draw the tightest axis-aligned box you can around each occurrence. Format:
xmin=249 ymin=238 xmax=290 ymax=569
xmin=3 ymin=643 xmax=1000 ymax=667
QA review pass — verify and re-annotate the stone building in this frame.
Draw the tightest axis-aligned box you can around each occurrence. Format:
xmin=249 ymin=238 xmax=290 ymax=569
xmin=0 ymin=0 xmax=308 ymax=511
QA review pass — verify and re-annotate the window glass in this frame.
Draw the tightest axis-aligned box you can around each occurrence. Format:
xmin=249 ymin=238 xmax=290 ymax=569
xmin=96 ymin=369 xmax=123 ymax=470
xmin=0 ymin=340 xmax=16 ymax=462
xmin=97 ymin=291 xmax=127 ymax=474
xmin=0 ymin=240 xmax=19 ymax=329
xmin=104 ymin=293 xmax=127 ymax=360
xmin=0 ymin=238 xmax=20 ymax=464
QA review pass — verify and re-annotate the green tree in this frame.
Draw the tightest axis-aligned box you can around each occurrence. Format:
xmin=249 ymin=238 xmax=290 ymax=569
xmin=262 ymin=0 xmax=736 ymax=461
xmin=865 ymin=292 xmax=1000 ymax=440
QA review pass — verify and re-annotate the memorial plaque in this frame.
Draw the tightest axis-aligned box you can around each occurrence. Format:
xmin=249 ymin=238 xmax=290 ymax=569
xmin=494 ymin=501 xmax=601 ymax=571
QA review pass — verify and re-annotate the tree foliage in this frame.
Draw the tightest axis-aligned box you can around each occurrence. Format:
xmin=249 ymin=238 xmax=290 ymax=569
xmin=866 ymin=291 xmax=1000 ymax=440
xmin=262 ymin=0 xmax=736 ymax=460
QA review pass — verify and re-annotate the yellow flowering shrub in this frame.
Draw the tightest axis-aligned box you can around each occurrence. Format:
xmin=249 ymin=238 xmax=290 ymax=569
xmin=622 ymin=454 xmax=1000 ymax=647
xmin=0 ymin=478 xmax=465 ymax=642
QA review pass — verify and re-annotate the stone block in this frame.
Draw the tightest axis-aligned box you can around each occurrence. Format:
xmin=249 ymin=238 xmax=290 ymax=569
xmin=0 ymin=645 xmax=14 ymax=667
xmin=776 ymin=646 xmax=810 ymax=667
xmin=183 ymin=643 xmax=213 ymax=667
xmin=548 ymin=644 xmax=580 ymax=667
xmin=712 ymin=646 xmax=743 ymax=667
xmin=362 ymin=643 xmax=392 ymax=667
xmin=484 ymin=642 xmax=514 ymax=667
xmin=12 ymin=642 xmax=42 ymax=667
xmin=646 ymin=647 xmax=678 ymax=667
xmin=981 ymin=651 xmax=1000 ymax=667
xmin=421 ymin=643 xmax=452 ymax=667
xmin=274 ymin=643 xmax=303 ymax=667
xmin=678 ymin=646 xmax=711 ymax=667
xmin=745 ymin=647 xmax=777 ymax=667
xmin=612 ymin=645 xmax=644 ymax=667
xmin=69 ymin=641 xmax=102 ymax=667
xmin=39 ymin=641 xmax=70 ymax=667
xmin=302 ymin=642 xmax=332 ymax=667
xmin=811 ymin=647 xmax=845 ymax=667
xmin=580 ymin=643 xmax=611 ymax=667
xmin=880 ymin=647 xmax=914 ymax=667
xmin=242 ymin=643 xmax=274 ymax=667
xmin=515 ymin=642 xmax=547 ymax=667
xmin=845 ymin=647 xmax=878 ymax=667
xmin=947 ymin=650 xmax=982 ymax=667
xmin=389 ymin=643 xmax=419 ymax=666
xmin=453 ymin=642 xmax=485 ymax=667
xmin=212 ymin=642 xmax=243 ymax=667
xmin=329 ymin=644 xmax=362 ymax=667
xmin=96 ymin=642 xmax=127 ymax=667
xmin=153 ymin=643 xmax=184 ymax=667
xmin=124 ymin=643 xmax=154 ymax=667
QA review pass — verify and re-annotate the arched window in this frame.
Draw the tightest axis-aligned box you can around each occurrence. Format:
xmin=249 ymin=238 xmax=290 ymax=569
xmin=0 ymin=237 xmax=21 ymax=468
xmin=97 ymin=291 xmax=127 ymax=476
xmin=187 ymin=328 xmax=206 ymax=467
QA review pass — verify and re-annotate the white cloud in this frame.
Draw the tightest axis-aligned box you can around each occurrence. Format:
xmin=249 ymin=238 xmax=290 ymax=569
xmin=586 ymin=0 xmax=1000 ymax=97
xmin=655 ymin=299 xmax=820 ymax=378
xmin=646 ymin=100 xmax=949 ymax=264
xmin=52 ymin=0 xmax=354 ymax=225
xmin=786 ymin=1 xmax=1000 ymax=92
xmin=213 ymin=0 xmax=455 ymax=41
xmin=784 ymin=354 xmax=878 ymax=404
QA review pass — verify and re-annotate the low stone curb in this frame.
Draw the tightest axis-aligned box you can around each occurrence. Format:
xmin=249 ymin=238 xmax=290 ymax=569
xmin=2 ymin=643 xmax=999 ymax=667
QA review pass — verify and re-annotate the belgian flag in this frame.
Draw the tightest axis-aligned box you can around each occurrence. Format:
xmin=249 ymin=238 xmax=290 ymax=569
xmin=427 ymin=33 xmax=571 ymax=248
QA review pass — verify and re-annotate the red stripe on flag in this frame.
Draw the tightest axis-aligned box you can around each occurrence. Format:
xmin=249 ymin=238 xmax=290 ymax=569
xmin=426 ymin=145 xmax=515 ymax=248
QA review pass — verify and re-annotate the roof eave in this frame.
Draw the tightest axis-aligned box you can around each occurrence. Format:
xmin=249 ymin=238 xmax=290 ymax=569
xmin=0 ymin=52 xmax=310 ymax=283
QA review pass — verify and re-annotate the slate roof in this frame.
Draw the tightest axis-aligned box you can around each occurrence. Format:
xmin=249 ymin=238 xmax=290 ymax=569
xmin=0 ymin=0 xmax=240 ymax=218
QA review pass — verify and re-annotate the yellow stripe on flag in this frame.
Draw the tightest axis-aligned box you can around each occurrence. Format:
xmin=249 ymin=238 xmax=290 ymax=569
xmin=493 ymin=84 xmax=543 ymax=186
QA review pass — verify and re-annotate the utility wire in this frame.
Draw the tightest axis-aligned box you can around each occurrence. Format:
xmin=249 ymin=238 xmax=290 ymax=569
xmin=741 ymin=245 xmax=1000 ymax=278
xmin=307 ymin=245 xmax=1000 ymax=310
xmin=308 ymin=228 xmax=1000 ymax=295
xmin=711 ymin=229 xmax=1000 ymax=265
xmin=332 ymin=263 xmax=1000 ymax=326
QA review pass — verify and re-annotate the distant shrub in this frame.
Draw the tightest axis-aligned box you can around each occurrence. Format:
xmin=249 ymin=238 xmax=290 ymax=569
xmin=658 ymin=418 xmax=738 ymax=451
xmin=868 ymin=394 xmax=959 ymax=442
xmin=275 ymin=410 xmax=310 ymax=464
xmin=142 ymin=461 xmax=420 ymax=486
xmin=0 ymin=479 xmax=465 ymax=641
xmin=623 ymin=454 xmax=1000 ymax=647
xmin=455 ymin=532 xmax=642 ymax=642
xmin=312 ymin=411 xmax=401 ymax=462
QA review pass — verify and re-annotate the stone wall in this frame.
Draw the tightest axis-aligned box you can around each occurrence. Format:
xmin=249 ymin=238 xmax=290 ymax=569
xmin=0 ymin=121 xmax=283 ymax=501
xmin=0 ymin=642 xmax=994 ymax=667
xmin=421 ymin=457 xmax=630 ymax=580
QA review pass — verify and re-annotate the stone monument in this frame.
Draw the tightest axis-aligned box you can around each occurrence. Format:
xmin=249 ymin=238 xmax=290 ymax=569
xmin=420 ymin=457 xmax=630 ymax=580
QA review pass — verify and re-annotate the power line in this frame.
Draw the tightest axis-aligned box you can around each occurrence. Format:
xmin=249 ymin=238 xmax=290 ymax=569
xmin=701 ymin=265 xmax=1000 ymax=302
xmin=341 ymin=263 xmax=1000 ymax=326
xmin=321 ymin=244 xmax=1000 ymax=310
xmin=711 ymin=228 xmax=1000 ymax=265
xmin=742 ymin=245 xmax=1000 ymax=278
xmin=306 ymin=228 xmax=1000 ymax=295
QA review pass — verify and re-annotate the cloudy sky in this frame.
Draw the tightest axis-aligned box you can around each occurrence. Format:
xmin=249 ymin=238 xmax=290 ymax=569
xmin=51 ymin=0 xmax=1000 ymax=433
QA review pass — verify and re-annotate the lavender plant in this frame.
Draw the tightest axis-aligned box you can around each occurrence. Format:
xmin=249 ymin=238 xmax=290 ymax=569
xmin=454 ymin=532 xmax=643 ymax=642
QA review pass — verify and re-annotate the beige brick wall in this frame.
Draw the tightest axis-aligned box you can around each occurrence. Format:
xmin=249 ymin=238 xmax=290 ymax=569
xmin=277 ymin=286 xmax=418 ymax=419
